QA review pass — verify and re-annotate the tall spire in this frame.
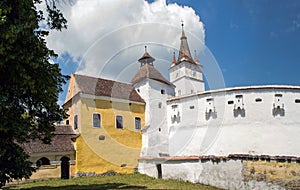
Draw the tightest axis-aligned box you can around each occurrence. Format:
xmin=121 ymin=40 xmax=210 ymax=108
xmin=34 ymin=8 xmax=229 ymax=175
xmin=172 ymin=51 xmax=176 ymax=64
xmin=177 ymin=21 xmax=193 ymax=63
xmin=138 ymin=46 xmax=155 ymax=66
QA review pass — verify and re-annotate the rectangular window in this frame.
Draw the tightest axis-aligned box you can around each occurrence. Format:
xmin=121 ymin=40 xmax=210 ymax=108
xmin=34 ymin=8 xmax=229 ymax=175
xmin=93 ymin=113 xmax=101 ymax=128
xmin=135 ymin=117 xmax=141 ymax=130
xmin=116 ymin=115 xmax=123 ymax=129
xmin=158 ymin=102 xmax=162 ymax=108
xmin=74 ymin=115 xmax=78 ymax=130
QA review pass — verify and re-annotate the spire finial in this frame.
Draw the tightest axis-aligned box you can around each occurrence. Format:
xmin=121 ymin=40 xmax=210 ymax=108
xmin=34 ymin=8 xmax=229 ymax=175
xmin=145 ymin=45 xmax=147 ymax=53
xmin=181 ymin=20 xmax=184 ymax=30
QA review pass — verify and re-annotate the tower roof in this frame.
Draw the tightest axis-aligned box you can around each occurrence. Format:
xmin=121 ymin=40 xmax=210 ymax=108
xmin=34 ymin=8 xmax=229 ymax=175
xmin=138 ymin=46 xmax=155 ymax=65
xmin=131 ymin=63 xmax=175 ymax=87
xmin=176 ymin=23 xmax=197 ymax=65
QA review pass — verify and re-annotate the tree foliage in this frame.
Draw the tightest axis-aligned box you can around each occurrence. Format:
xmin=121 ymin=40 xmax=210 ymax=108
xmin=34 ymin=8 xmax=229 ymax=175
xmin=0 ymin=0 xmax=68 ymax=187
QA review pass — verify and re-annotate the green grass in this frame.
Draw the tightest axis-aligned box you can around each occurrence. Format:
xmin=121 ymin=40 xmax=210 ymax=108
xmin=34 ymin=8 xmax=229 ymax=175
xmin=5 ymin=173 xmax=221 ymax=189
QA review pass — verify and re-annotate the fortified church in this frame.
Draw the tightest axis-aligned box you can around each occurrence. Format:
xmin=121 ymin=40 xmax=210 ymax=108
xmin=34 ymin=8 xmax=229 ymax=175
xmin=26 ymin=24 xmax=300 ymax=189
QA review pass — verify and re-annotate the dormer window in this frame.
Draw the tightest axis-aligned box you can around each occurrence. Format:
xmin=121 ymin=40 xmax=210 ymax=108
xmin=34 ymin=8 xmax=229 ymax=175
xmin=206 ymin=98 xmax=217 ymax=120
xmin=273 ymin=94 xmax=284 ymax=116
xmin=161 ymin=89 xmax=165 ymax=94
xmin=234 ymin=95 xmax=245 ymax=117
xmin=171 ymin=104 xmax=180 ymax=123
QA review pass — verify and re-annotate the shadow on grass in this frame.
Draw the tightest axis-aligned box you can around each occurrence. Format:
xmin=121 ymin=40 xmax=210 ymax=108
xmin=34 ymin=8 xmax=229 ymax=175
xmin=8 ymin=183 xmax=147 ymax=190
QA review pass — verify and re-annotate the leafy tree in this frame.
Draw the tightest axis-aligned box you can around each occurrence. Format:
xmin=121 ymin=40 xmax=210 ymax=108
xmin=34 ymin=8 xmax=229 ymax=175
xmin=0 ymin=0 xmax=68 ymax=187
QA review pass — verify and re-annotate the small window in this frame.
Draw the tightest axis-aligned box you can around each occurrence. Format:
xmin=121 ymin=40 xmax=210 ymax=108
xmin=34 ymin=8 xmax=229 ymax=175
xmin=255 ymin=98 xmax=262 ymax=102
xmin=99 ymin=135 xmax=105 ymax=140
xmin=228 ymin=100 xmax=234 ymax=105
xmin=66 ymin=120 xmax=69 ymax=125
xmin=161 ymin=89 xmax=165 ymax=94
xmin=275 ymin=94 xmax=283 ymax=97
xmin=135 ymin=117 xmax=141 ymax=130
xmin=236 ymin=95 xmax=243 ymax=98
xmin=74 ymin=115 xmax=78 ymax=130
xmin=190 ymin=106 xmax=195 ymax=109
xmin=295 ymin=99 xmax=300 ymax=103
xmin=158 ymin=102 xmax=162 ymax=108
xmin=93 ymin=113 xmax=101 ymax=128
xmin=116 ymin=116 xmax=123 ymax=129
xmin=137 ymin=89 xmax=140 ymax=93
xmin=191 ymin=90 xmax=194 ymax=93
xmin=178 ymin=90 xmax=181 ymax=96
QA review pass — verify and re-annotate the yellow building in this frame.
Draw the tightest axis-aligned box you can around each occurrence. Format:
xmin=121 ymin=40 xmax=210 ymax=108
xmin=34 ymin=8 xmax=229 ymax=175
xmin=63 ymin=74 xmax=145 ymax=174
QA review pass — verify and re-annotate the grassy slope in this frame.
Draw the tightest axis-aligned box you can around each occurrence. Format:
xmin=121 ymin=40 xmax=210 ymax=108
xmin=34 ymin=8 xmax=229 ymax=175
xmin=6 ymin=173 xmax=221 ymax=190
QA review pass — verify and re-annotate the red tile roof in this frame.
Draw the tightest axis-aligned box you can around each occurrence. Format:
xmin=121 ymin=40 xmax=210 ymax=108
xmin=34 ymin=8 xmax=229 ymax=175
xmin=131 ymin=64 xmax=175 ymax=87
xmin=74 ymin=74 xmax=145 ymax=103
xmin=22 ymin=125 xmax=77 ymax=154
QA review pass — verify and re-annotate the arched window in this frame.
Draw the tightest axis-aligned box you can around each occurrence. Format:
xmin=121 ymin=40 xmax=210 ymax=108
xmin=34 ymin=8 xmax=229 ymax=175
xmin=36 ymin=157 xmax=50 ymax=167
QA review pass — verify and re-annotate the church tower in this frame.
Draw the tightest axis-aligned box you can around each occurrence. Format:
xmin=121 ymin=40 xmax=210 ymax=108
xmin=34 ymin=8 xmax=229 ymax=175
xmin=131 ymin=47 xmax=175 ymax=157
xmin=169 ymin=23 xmax=204 ymax=96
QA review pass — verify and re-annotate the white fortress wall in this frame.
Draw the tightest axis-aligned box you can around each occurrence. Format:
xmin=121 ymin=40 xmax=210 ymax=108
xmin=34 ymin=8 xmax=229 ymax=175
xmin=167 ymin=85 xmax=300 ymax=157
xmin=139 ymin=158 xmax=285 ymax=190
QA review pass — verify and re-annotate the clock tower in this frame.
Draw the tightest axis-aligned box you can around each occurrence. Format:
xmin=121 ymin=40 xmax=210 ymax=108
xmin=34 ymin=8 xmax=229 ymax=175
xmin=169 ymin=23 xmax=204 ymax=96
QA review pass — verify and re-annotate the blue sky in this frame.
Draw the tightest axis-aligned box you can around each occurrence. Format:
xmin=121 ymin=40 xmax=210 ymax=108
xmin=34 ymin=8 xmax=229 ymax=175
xmin=165 ymin=0 xmax=300 ymax=87
xmin=55 ymin=0 xmax=300 ymax=103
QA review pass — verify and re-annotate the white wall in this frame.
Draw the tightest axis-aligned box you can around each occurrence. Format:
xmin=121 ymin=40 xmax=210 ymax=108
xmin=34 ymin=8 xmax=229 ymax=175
xmin=167 ymin=86 xmax=300 ymax=157
xmin=139 ymin=160 xmax=284 ymax=190
xmin=135 ymin=78 xmax=175 ymax=157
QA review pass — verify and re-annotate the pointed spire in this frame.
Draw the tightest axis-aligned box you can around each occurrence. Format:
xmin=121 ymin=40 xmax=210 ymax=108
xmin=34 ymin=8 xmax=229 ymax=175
xmin=138 ymin=46 xmax=155 ymax=66
xmin=193 ymin=50 xmax=199 ymax=63
xmin=180 ymin=20 xmax=187 ymax=40
xmin=172 ymin=52 xmax=176 ymax=64
xmin=177 ymin=21 xmax=193 ymax=63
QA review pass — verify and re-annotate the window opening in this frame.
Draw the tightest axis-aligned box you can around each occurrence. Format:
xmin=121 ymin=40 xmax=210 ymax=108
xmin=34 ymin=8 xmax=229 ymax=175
xmin=93 ymin=113 xmax=101 ymax=128
xmin=116 ymin=115 xmax=123 ymax=129
xmin=74 ymin=115 xmax=78 ymax=130
xmin=135 ymin=117 xmax=141 ymax=130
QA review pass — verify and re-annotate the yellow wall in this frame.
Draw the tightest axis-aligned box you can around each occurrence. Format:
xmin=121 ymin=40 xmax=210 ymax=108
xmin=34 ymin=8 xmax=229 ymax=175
xmin=75 ymin=98 xmax=145 ymax=174
xmin=29 ymin=164 xmax=76 ymax=180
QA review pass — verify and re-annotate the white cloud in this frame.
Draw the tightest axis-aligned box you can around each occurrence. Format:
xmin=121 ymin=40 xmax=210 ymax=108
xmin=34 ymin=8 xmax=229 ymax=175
xmin=47 ymin=0 xmax=205 ymax=82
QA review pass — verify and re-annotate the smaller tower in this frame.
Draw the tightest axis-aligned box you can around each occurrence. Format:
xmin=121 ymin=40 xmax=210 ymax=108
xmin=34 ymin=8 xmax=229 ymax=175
xmin=169 ymin=23 xmax=204 ymax=96
xmin=131 ymin=47 xmax=175 ymax=157
xmin=138 ymin=46 xmax=155 ymax=66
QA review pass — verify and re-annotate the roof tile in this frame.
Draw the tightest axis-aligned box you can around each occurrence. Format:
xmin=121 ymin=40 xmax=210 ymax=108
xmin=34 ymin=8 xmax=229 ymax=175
xmin=74 ymin=74 xmax=145 ymax=103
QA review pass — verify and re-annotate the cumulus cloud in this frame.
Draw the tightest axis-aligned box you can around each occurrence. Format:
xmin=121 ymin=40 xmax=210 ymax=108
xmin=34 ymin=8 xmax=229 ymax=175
xmin=47 ymin=0 xmax=205 ymax=82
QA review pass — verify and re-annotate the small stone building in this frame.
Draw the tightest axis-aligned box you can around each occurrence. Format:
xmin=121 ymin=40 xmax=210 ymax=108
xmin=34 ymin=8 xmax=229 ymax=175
xmin=22 ymin=125 xmax=76 ymax=179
